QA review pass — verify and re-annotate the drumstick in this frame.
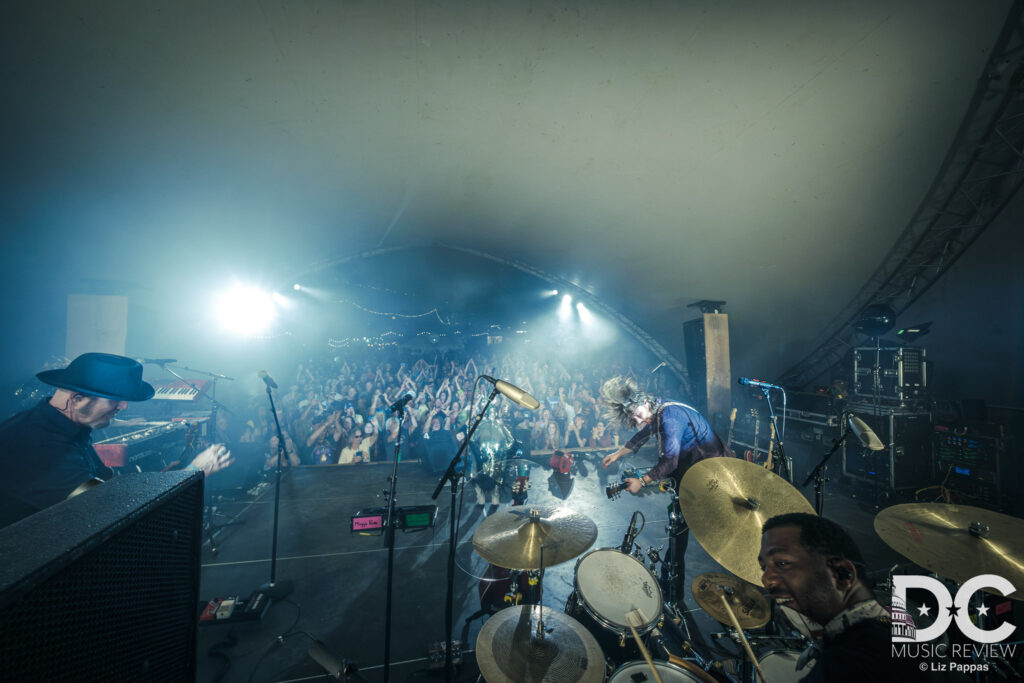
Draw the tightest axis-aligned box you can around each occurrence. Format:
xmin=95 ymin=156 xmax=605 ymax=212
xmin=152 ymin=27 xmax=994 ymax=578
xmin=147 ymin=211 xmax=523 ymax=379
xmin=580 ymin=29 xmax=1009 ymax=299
xmin=626 ymin=609 xmax=664 ymax=683
xmin=719 ymin=595 xmax=768 ymax=683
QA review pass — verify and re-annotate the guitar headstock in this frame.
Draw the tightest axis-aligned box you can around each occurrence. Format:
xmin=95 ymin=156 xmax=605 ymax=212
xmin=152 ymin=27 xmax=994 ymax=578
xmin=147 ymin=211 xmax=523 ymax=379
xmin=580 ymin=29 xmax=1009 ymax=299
xmin=605 ymin=481 xmax=627 ymax=500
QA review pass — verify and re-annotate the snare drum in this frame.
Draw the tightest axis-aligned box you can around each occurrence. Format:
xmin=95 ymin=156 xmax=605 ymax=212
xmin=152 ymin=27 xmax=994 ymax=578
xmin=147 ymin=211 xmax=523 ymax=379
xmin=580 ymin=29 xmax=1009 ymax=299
xmin=608 ymin=660 xmax=705 ymax=682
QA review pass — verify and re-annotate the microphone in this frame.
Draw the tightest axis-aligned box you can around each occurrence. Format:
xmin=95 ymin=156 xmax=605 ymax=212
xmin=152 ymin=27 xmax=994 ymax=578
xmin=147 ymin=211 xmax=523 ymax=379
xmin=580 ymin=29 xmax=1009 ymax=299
xmin=388 ymin=390 xmax=416 ymax=413
xmin=848 ymin=415 xmax=885 ymax=451
xmin=258 ymin=370 xmax=278 ymax=389
xmin=738 ymin=377 xmax=784 ymax=390
xmin=481 ymin=376 xmax=540 ymax=410
xmin=620 ymin=510 xmax=641 ymax=554
xmin=650 ymin=361 xmax=667 ymax=374
xmin=137 ymin=358 xmax=176 ymax=365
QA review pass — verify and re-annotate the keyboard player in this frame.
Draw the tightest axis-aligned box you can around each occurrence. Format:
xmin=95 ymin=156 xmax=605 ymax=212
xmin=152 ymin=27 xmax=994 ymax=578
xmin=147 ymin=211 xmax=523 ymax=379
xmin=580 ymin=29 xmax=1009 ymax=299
xmin=0 ymin=353 xmax=234 ymax=528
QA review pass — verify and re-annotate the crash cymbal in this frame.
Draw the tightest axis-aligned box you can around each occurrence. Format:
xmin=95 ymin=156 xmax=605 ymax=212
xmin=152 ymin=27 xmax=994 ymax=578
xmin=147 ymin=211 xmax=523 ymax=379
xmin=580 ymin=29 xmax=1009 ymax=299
xmin=874 ymin=503 xmax=1024 ymax=601
xmin=678 ymin=457 xmax=815 ymax=585
xmin=473 ymin=506 xmax=598 ymax=570
xmin=691 ymin=572 xmax=771 ymax=629
xmin=476 ymin=605 xmax=604 ymax=683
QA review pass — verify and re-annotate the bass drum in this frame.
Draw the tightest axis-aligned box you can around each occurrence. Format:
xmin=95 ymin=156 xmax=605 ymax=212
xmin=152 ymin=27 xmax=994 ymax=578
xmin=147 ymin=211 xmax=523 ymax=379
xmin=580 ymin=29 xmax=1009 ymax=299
xmin=608 ymin=660 xmax=705 ymax=682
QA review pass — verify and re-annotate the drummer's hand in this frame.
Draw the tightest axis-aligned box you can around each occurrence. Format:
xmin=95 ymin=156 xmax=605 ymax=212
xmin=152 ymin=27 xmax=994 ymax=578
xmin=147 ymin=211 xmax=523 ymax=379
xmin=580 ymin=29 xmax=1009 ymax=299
xmin=625 ymin=477 xmax=644 ymax=495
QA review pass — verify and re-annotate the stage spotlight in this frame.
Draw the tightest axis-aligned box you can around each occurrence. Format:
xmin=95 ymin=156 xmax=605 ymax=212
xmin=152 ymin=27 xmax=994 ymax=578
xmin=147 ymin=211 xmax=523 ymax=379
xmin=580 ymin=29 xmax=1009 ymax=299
xmin=541 ymin=289 xmax=559 ymax=298
xmin=576 ymin=301 xmax=593 ymax=324
xmin=558 ymin=294 xmax=573 ymax=321
xmin=216 ymin=285 xmax=276 ymax=335
xmin=293 ymin=283 xmax=302 ymax=291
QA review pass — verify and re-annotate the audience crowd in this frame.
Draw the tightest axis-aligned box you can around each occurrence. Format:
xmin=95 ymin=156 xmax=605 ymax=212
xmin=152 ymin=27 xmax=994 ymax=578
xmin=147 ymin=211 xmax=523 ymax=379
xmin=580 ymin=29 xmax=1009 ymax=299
xmin=219 ymin=347 xmax=665 ymax=471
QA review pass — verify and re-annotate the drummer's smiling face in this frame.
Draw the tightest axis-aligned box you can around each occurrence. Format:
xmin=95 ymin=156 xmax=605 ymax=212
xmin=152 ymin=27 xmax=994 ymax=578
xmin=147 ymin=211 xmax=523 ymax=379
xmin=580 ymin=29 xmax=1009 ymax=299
xmin=758 ymin=525 xmax=846 ymax=626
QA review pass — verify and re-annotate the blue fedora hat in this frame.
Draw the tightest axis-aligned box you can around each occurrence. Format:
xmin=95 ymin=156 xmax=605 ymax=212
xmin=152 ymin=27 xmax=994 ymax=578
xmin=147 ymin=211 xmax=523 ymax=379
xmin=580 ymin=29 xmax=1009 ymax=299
xmin=36 ymin=353 xmax=155 ymax=402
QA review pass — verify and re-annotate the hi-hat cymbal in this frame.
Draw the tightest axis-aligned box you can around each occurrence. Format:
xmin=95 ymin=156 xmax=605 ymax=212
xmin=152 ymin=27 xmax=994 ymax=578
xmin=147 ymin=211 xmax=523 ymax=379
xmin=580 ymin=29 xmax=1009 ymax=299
xmin=874 ymin=503 xmax=1024 ymax=601
xmin=473 ymin=506 xmax=598 ymax=570
xmin=691 ymin=572 xmax=771 ymax=629
xmin=476 ymin=605 xmax=604 ymax=683
xmin=679 ymin=457 xmax=815 ymax=585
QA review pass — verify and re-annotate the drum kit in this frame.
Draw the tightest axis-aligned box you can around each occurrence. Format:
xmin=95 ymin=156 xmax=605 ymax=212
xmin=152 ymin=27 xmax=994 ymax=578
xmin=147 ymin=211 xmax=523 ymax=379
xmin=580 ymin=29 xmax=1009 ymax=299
xmin=470 ymin=457 xmax=1024 ymax=681
xmin=471 ymin=458 xmax=823 ymax=682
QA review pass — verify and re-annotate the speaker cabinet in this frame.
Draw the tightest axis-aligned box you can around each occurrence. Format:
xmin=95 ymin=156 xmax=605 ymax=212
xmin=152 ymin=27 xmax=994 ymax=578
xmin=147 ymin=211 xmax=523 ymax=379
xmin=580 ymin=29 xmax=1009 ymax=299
xmin=0 ymin=471 xmax=204 ymax=681
xmin=683 ymin=313 xmax=731 ymax=422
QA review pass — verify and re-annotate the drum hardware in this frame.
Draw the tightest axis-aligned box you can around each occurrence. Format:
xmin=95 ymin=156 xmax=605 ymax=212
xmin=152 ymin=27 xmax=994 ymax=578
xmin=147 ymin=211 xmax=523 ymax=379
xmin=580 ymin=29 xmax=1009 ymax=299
xmin=678 ymin=458 xmax=815 ymax=585
xmin=717 ymin=594 xmax=768 ymax=683
xmin=646 ymin=545 xmax=665 ymax=572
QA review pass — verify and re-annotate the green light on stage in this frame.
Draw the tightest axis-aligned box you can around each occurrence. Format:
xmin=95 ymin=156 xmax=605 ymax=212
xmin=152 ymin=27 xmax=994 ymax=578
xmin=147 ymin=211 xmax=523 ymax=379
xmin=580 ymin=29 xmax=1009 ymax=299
xmin=404 ymin=513 xmax=431 ymax=529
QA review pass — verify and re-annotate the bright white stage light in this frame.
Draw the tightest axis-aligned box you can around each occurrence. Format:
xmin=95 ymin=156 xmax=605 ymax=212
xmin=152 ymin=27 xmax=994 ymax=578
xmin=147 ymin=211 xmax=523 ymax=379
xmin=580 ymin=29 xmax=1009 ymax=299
xmin=541 ymin=289 xmax=559 ymax=298
xmin=576 ymin=301 xmax=593 ymax=324
xmin=216 ymin=285 xmax=276 ymax=335
xmin=293 ymin=283 xmax=302 ymax=291
xmin=558 ymin=294 xmax=573 ymax=321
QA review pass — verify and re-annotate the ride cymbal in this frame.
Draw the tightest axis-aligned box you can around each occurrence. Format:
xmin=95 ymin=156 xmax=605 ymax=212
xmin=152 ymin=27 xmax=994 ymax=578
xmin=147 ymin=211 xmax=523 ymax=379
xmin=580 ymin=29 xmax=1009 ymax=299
xmin=678 ymin=457 xmax=815 ymax=585
xmin=874 ymin=503 xmax=1024 ymax=601
xmin=473 ymin=506 xmax=597 ymax=570
xmin=475 ymin=605 xmax=604 ymax=683
xmin=691 ymin=572 xmax=771 ymax=629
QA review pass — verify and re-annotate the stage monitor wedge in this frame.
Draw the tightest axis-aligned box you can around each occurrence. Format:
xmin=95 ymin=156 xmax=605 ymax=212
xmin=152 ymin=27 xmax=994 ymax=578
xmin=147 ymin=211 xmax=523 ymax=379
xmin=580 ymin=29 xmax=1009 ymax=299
xmin=0 ymin=470 xmax=204 ymax=682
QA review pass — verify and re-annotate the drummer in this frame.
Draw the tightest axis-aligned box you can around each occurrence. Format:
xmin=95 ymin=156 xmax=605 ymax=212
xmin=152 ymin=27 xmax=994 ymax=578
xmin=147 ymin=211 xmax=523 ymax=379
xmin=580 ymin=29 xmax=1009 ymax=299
xmin=600 ymin=376 xmax=734 ymax=603
xmin=758 ymin=513 xmax=955 ymax=681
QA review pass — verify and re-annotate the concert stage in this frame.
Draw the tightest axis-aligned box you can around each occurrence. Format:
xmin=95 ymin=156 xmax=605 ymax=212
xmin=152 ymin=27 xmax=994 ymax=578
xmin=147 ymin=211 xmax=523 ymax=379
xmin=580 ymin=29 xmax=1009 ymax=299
xmin=195 ymin=456 xmax=910 ymax=682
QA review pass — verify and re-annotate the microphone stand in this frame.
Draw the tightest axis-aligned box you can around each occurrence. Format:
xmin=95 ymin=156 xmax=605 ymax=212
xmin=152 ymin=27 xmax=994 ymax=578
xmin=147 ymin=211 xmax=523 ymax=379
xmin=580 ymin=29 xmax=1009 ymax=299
xmin=259 ymin=380 xmax=293 ymax=601
xmin=431 ymin=384 xmax=502 ymax=683
xmin=757 ymin=386 xmax=791 ymax=483
xmin=159 ymin=362 xmax=235 ymax=438
xmin=382 ymin=404 xmax=410 ymax=683
xmin=801 ymin=424 xmax=855 ymax=516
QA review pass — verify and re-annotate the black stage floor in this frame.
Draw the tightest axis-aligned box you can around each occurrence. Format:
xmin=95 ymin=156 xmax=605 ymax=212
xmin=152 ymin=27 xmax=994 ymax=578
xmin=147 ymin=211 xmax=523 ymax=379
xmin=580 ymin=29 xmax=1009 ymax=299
xmin=193 ymin=454 xmax=956 ymax=683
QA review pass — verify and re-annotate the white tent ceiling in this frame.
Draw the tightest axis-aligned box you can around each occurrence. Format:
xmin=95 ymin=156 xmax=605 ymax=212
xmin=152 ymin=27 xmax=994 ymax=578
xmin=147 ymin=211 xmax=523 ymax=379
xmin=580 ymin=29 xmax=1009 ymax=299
xmin=1 ymin=0 xmax=1017 ymax=381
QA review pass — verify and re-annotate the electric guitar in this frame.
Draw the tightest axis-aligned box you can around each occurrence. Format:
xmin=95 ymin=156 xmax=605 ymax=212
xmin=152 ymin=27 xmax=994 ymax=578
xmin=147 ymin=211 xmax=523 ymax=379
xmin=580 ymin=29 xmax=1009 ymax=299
xmin=605 ymin=467 xmax=674 ymax=500
xmin=606 ymin=467 xmax=650 ymax=499
xmin=744 ymin=408 xmax=760 ymax=462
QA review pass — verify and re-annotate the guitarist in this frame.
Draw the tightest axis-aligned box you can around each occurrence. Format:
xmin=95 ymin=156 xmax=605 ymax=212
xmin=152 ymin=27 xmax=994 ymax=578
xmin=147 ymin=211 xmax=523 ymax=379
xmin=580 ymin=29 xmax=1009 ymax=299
xmin=600 ymin=375 xmax=734 ymax=603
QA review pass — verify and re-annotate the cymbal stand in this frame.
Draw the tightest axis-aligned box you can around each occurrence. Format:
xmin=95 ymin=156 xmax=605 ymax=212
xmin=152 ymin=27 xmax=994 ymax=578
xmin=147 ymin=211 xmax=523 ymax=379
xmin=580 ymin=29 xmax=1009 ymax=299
xmin=661 ymin=485 xmax=687 ymax=606
xmin=533 ymin=543 xmax=547 ymax=641
xmin=431 ymin=383 xmax=502 ymax=683
xmin=755 ymin=385 xmax=791 ymax=482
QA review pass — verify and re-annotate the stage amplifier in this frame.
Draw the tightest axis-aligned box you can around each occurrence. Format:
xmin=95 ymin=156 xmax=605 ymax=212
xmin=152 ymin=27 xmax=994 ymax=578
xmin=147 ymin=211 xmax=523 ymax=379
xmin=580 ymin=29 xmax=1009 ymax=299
xmin=853 ymin=346 xmax=927 ymax=405
xmin=932 ymin=423 xmax=1004 ymax=506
